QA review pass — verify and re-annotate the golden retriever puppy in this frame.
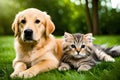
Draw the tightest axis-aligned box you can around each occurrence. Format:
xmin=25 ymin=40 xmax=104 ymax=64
xmin=10 ymin=8 xmax=63 ymax=78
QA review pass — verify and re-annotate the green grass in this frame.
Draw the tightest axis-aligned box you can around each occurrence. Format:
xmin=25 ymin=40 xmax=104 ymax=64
xmin=0 ymin=35 xmax=120 ymax=80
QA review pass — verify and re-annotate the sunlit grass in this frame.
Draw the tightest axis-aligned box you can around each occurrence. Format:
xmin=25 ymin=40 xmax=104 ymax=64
xmin=94 ymin=35 xmax=120 ymax=46
xmin=0 ymin=36 xmax=120 ymax=80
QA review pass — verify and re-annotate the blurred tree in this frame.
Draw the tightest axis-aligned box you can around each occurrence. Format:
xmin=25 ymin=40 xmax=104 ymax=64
xmin=85 ymin=0 xmax=93 ymax=33
xmin=85 ymin=0 xmax=99 ymax=35
xmin=92 ymin=0 xmax=99 ymax=35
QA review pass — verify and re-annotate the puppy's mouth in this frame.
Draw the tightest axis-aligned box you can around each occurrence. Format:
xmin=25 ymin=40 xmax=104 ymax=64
xmin=24 ymin=36 xmax=33 ymax=41
xmin=24 ymin=37 xmax=35 ymax=43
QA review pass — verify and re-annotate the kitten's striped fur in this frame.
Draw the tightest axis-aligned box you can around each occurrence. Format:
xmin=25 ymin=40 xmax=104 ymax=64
xmin=58 ymin=32 xmax=120 ymax=71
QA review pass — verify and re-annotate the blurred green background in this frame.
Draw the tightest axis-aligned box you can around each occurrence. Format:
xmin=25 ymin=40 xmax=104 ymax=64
xmin=0 ymin=0 xmax=120 ymax=36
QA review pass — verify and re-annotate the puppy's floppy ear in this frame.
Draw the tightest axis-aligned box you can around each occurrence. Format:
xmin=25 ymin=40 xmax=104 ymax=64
xmin=44 ymin=13 xmax=55 ymax=37
xmin=12 ymin=13 xmax=20 ymax=37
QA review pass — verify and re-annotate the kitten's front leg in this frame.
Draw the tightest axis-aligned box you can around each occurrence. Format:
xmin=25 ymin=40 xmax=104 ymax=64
xmin=104 ymin=55 xmax=115 ymax=62
xmin=77 ymin=64 xmax=92 ymax=72
xmin=95 ymin=49 xmax=115 ymax=62
xmin=58 ymin=62 xmax=71 ymax=71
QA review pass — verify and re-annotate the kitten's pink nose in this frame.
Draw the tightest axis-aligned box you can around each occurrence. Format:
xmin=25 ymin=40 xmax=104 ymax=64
xmin=76 ymin=48 xmax=82 ymax=55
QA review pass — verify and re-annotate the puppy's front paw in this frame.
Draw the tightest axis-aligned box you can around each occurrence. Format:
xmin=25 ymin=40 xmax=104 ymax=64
xmin=10 ymin=72 xmax=19 ymax=78
xmin=18 ymin=71 xmax=35 ymax=78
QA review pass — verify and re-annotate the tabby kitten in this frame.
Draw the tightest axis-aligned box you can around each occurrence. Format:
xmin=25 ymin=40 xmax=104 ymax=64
xmin=58 ymin=32 xmax=115 ymax=72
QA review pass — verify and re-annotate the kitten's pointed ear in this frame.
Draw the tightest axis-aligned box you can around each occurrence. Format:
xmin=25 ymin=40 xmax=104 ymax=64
xmin=64 ymin=32 xmax=73 ymax=41
xmin=64 ymin=32 xmax=73 ymax=38
xmin=84 ymin=33 xmax=94 ymax=43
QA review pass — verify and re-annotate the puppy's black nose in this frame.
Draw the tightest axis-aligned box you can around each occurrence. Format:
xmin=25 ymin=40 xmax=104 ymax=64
xmin=24 ymin=29 xmax=33 ymax=34
xmin=24 ymin=29 xmax=33 ymax=40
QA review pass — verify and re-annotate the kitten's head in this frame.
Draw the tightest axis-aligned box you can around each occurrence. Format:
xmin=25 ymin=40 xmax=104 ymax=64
xmin=63 ymin=32 xmax=94 ymax=58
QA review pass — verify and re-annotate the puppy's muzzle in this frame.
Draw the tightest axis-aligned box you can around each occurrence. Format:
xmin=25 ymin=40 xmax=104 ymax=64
xmin=24 ymin=29 xmax=33 ymax=40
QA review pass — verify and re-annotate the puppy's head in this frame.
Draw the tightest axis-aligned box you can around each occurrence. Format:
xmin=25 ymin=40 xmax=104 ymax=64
xmin=12 ymin=8 xmax=55 ymax=43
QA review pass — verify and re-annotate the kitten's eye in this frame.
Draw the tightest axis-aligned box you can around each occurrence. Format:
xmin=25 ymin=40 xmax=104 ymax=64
xmin=71 ymin=44 xmax=76 ymax=48
xmin=35 ymin=19 xmax=40 ymax=24
xmin=21 ymin=19 xmax=26 ymax=24
xmin=81 ymin=45 xmax=85 ymax=48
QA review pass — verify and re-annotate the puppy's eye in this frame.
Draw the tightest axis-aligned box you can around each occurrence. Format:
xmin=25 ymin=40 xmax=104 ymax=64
xmin=35 ymin=19 xmax=40 ymax=24
xmin=71 ymin=44 xmax=76 ymax=48
xmin=21 ymin=19 xmax=26 ymax=24
xmin=81 ymin=45 xmax=85 ymax=48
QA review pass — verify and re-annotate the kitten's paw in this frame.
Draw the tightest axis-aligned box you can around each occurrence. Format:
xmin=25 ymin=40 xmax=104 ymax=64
xmin=77 ymin=65 xmax=91 ymax=72
xmin=104 ymin=56 xmax=115 ymax=62
xmin=58 ymin=66 xmax=69 ymax=71
xmin=58 ymin=63 xmax=71 ymax=71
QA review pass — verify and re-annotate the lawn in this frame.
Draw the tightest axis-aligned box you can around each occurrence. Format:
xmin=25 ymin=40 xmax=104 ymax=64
xmin=0 ymin=36 xmax=120 ymax=80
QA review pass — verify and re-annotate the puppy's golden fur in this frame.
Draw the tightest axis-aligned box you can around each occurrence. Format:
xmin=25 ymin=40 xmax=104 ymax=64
xmin=10 ymin=8 xmax=63 ymax=78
